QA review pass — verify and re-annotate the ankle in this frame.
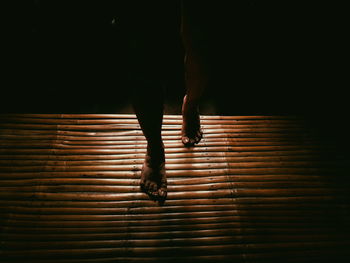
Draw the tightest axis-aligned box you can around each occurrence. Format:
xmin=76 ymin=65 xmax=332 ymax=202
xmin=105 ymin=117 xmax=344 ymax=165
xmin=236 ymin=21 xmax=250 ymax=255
xmin=183 ymin=95 xmax=199 ymax=111
xmin=147 ymin=140 xmax=164 ymax=151
xmin=147 ymin=143 xmax=165 ymax=161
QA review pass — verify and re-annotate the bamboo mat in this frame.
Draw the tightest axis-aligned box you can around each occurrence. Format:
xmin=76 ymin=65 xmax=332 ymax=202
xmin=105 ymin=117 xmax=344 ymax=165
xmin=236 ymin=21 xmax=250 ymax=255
xmin=0 ymin=114 xmax=349 ymax=263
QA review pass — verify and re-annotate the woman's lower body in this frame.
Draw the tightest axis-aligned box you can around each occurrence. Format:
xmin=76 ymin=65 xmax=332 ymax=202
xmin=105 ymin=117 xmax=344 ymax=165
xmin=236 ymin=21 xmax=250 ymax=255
xmin=127 ymin=1 xmax=211 ymax=200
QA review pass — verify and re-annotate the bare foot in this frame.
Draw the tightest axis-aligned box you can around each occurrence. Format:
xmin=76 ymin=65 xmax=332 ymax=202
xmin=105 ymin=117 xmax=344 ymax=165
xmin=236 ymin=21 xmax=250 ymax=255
xmin=140 ymin=144 xmax=167 ymax=200
xmin=182 ymin=95 xmax=203 ymax=147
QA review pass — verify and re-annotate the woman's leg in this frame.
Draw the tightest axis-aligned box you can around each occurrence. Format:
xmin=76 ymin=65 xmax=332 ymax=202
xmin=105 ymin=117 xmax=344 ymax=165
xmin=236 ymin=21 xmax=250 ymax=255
xmin=181 ymin=52 xmax=207 ymax=146
xmin=127 ymin=5 xmax=168 ymax=198
xmin=181 ymin=1 xmax=209 ymax=146
xmin=132 ymin=86 xmax=167 ymax=199
xmin=127 ymin=1 xmax=179 ymax=199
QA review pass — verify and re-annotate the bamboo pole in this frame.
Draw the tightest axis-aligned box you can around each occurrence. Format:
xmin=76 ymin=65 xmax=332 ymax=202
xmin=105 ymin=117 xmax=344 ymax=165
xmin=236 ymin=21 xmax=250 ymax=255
xmin=2 ymin=234 xmax=345 ymax=251
xmin=0 ymin=136 xmax=316 ymax=146
xmin=0 ymin=154 xmax=324 ymax=167
xmin=0 ymin=122 xmax=306 ymax=132
xmin=0 ymin=174 xmax=329 ymax=188
xmin=1 ymin=226 xmax=341 ymax=241
xmin=0 ymin=145 xmax=325 ymax=156
xmin=0 ymin=241 xmax=347 ymax=259
xmin=0 ymin=160 xmax=330 ymax=173
xmin=0 ymin=196 xmax=337 ymax=208
xmin=0 ymin=116 xmax=305 ymax=125
xmin=0 ymin=165 xmax=333 ymax=180
xmin=0 ymin=141 xmax=320 ymax=150
xmin=0 ymin=168 xmax=334 ymax=182
xmin=3 ymin=207 xmax=340 ymax=222
xmin=0 ymin=149 xmax=319 ymax=161
xmin=0 ymin=180 xmax=333 ymax=194
xmin=8 ymin=251 xmax=350 ymax=263
xmin=1 ymin=201 xmax=342 ymax=214
xmin=2 ymin=214 xmax=345 ymax=229
xmin=1 ymin=219 xmax=338 ymax=234
xmin=0 ymin=131 xmax=313 ymax=139
xmin=0 ymin=188 xmax=342 ymax=202
xmin=0 ymin=113 xmax=299 ymax=120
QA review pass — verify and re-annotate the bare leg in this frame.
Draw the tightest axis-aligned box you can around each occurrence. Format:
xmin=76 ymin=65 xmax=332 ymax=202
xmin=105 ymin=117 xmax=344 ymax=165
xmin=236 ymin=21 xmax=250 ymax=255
xmin=126 ymin=2 xmax=177 ymax=200
xmin=181 ymin=53 xmax=206 ymax=146
xmin=181 ymin=2 xmax=208 ymax=146
xmin=133 ymin=88 xmax=167 ymax=199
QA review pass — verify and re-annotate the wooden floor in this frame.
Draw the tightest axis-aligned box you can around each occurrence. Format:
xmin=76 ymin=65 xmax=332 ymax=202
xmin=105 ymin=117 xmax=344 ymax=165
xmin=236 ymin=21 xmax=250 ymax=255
xmin=0 ymin=114 xmax=349 ymax=263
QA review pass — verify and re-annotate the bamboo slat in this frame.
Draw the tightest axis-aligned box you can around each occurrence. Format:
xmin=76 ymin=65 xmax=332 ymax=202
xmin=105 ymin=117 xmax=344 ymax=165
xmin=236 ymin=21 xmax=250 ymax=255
xmin=0 ymin=154 xmax=325 ymax=166
xmin=1 ymin=241 xmax=349 ymax=260
xmin=0 ymin=116 xmax=305 ymax=125
xmin=1 ymin=202 xmax=344 ymax=215
xmin=0 ymin=195 xmax=339 ymax=209
xmin=1 ymin=113 xmax=298 ymax=120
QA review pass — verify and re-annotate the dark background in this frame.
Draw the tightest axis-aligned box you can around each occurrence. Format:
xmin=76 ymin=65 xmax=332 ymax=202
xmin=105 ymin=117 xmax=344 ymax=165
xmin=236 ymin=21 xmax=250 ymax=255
xmin=0 ymin=0 xmax=347 ymax=117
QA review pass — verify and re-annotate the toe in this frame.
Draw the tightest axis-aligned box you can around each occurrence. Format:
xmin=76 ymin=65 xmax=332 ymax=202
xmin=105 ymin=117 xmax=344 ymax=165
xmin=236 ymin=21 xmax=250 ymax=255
xmin=182 ymin=135 xmax=197 ymax=147
xmin=158 ymin=188 xmax=167 ymax=198
xmin=195 ymin=133 xmax=202 ymax=144
xmin=189 ymin=138 xmax=196 ymax=145
xmin=143 ymin=182 xmax=159 ymax=198
xmin=150 ymin=182 xmax=158 ymax=192
xmin=182 ymin=136 xmax=190 ymax=145
xmin=150 ymin=190 xmax=159 ymax=197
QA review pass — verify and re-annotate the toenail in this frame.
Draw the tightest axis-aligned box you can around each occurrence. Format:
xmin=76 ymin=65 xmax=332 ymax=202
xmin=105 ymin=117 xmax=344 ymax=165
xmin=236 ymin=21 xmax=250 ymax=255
xmin=159 ymin=190 xmax=166 ymax=197
xmin=151 ymin=191 xmax=159 ymax=197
